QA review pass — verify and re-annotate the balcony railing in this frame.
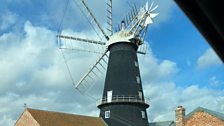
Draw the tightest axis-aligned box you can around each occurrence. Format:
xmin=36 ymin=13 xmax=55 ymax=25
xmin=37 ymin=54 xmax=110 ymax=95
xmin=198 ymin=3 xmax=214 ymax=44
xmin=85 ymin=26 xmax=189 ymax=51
xmin=96 ymin=95 xmax=150 ymax=106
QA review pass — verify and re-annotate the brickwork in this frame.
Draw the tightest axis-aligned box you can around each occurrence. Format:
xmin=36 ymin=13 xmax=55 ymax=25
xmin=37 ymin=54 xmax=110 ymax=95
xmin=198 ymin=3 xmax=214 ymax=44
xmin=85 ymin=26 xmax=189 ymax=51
xmin=176 ymin=106 xmax=185 ymax=126
xmin=185 ymin=111 xmax=224 ymax=126
xmin=15 ymin=110 xmax=39 ymax=126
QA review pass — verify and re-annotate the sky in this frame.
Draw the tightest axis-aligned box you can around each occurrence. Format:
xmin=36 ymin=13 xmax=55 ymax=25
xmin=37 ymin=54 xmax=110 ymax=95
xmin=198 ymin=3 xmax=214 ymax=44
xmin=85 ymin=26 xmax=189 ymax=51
xmin=0 ymin=0 xmax=224 ymax=125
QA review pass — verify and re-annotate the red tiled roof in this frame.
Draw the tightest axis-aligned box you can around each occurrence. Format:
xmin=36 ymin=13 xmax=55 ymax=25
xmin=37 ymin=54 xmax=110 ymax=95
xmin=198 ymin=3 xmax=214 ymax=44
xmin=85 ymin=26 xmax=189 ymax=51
xmin=26 ymin=108 xmax=106 ymax=126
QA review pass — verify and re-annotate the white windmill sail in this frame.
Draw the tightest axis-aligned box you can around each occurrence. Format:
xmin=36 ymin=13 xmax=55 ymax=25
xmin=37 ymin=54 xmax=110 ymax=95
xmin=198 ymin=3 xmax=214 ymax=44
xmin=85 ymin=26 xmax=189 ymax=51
xmin=57 ymin=34 xmax=106 ymax=54
xmin=58 ymin=0 xmax=111 ymax=95
xmin=75 ymin=51 xmax=109 ymax=93
xmin=79 ymin=0 xmax=109 ymax=40
xmin=58 ymin=0 xmax=159 ymax=98
xmin=137 ymin=42 xmax=149 ymax=55
xmin=144 ymin=2 xmax=159 ymax=26
xmin=106 ymin=0 xmax=113 ymax=36
xmin=117 ymin=4 xmax=139 ymax=31
xmin=115 ymin=1 xmax=158 ymax=55
xmin=115 ymin=1 xmax=159 ymax=55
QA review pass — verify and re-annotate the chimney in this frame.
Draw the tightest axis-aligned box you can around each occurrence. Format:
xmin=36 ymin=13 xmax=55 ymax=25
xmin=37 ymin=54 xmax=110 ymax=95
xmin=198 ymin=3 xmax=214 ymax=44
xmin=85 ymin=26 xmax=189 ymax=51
xmin=175 ymin=106 xmax=185 ymax=126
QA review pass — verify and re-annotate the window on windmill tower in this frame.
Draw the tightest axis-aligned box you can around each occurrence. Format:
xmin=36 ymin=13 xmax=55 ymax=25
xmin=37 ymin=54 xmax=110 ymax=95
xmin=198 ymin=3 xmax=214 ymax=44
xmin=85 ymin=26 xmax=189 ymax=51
xmin=105 ymin=111 xmax=110 ymax=118
xmin=138 ymin=91 xmax=143 ymax=99
xmin=134 ymin=61 xmax=138 ymax=67
xmin=107 ymin=90 xmax=113 ymax=103
xmin=136 ymin=76 xmax=140 ymax=84
xmin=141 ymin=111 xmax=146 ymax=118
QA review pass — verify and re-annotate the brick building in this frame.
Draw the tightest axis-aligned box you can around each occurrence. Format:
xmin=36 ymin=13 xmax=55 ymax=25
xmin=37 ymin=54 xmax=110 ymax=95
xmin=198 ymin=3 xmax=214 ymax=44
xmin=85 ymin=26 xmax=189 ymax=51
xmin=15 ymin=108 xmax=106 ymax=126
xmin=15 ymin=106 xmax=224 ymax=126
xmin=176 ymin=106 xmax=224 ymax=126
xmin=151 ymin=106 xmax=224 ymax=126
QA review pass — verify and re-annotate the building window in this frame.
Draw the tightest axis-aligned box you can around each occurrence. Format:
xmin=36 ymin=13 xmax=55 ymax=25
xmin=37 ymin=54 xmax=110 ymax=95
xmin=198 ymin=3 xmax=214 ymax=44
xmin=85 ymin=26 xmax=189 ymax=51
xmin=136 ymin=76 xmax=140 ymax=84
xmin=138 ymin=91 xmax=143 ymax=99
xmin=141 ymin=111 xmax=145 ymax=118
xmin=134 ymin=61 xmax=138 ymax=67
xmin=105 ymin=111 xmax=110 ymax=118
xmin=107 ymin=90 xmax=113 ymax=102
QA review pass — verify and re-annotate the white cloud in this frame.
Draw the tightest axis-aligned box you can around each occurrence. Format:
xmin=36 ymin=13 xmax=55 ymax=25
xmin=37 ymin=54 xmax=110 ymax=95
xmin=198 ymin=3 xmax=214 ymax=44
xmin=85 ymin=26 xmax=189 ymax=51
xmin=139 ymin=51 xmax=179 ymax=82
xmin=0 ymin=20 xmax=106 ymax=125
xmin=140 ymin=51 xmax=224 ymax=122
xmin=209 ymin=76 xmax=223 ymax=87
xmin=136 ymin=44 xmax=222 ymax=122
xmin=154 ymin=0 xmax=176 ymax=24
xmin=197 ymin=48 xmax=222 ymax=69
xmin=0 ymin=21 xmax=56 ymax=89
xmin=0 ymin=115 xmax=14 ymax=126
xmin=144 ymin=82 xmax=224 ymax=122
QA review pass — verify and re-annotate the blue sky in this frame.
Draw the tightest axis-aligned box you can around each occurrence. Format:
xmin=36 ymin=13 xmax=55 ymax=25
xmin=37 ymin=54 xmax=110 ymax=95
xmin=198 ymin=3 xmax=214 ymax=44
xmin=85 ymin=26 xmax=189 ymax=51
xmin=147 ymin=3 xmax=223 ymax=89
xmin=0 ymin=0 xmax=223 ymax=125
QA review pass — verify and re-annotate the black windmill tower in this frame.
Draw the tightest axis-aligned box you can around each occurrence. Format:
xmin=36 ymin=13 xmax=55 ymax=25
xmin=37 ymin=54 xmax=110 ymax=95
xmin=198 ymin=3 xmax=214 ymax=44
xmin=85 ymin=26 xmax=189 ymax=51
xmin=58 ymin=0 xmax=159 ymax=126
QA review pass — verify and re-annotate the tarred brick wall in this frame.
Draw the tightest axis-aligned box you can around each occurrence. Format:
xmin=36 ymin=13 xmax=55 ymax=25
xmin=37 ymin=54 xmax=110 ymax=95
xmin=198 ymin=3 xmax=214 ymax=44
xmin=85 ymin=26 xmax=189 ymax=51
xmin=185 ymin=111 xmax=224 ymax=126
xmin=15 ymin=110 xmax=39 ymax=126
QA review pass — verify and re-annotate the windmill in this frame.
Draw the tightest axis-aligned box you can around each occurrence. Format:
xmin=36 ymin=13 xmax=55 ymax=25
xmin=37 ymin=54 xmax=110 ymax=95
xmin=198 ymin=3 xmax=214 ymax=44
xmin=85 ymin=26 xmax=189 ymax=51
xmin=58 ymin=0 xmax=158 ymax=126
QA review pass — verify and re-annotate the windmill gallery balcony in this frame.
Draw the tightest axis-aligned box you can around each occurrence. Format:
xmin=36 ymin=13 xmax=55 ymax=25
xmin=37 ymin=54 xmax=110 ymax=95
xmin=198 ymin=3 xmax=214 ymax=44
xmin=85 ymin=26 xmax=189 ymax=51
xmin=96 ymin=95 xmax=150 ymax=108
